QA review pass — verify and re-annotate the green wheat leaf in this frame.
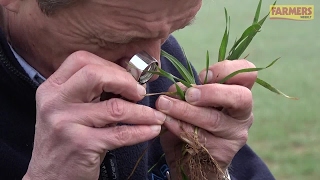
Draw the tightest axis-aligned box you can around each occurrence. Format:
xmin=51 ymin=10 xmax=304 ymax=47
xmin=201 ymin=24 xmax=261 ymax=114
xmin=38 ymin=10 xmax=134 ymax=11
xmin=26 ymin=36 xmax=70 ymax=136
xmin=147 ymin=68 xmax=186 ymax=99
xmin=256 ymin=78 xmax=298 ymax=99
xmin=157 ymin=69 xmax=186 ymax=99
xmin=253 ymin=0 xmax=262 ymax=24
xmin=161 ymin=50 xmax=196 ymax=84
xmin=228 ymin=23 xmax=261 ymax=56
xmin=148 ymin=68 xmax=192 ymax=89
xmin=219 ymin=58 xmax=280 ymax=84
xmin=227 ymin=1 xmax=276 ymax=60
xmin=181 ymin=48 xmax=195 ymax=81
xmin=218 ymin=8 xmax=229 ymax=62
xmin=227 ymin=27 xmax=258 ymax=60
xmin=204 ymin=50 xmax=210 ymax=84
xmin=186 ymin=59 xmax=195 ymax=83
xmin=174 ymin=84 xmax=185 ymax=100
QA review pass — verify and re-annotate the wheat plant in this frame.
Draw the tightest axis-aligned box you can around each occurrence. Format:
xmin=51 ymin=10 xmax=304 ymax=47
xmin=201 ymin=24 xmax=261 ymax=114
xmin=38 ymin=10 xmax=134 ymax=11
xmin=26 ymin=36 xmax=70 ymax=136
xmin=130 ymin=1 xmax=297 ymax=179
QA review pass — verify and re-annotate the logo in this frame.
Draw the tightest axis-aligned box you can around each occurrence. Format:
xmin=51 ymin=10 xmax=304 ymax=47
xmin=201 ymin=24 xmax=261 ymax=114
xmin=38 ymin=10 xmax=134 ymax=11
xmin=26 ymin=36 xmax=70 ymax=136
xmin=270 ymin=5 xmax=314 ymax=20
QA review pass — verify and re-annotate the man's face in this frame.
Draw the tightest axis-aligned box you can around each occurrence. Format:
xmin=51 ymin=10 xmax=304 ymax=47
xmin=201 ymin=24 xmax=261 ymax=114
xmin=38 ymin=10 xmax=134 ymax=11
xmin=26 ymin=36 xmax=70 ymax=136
xmin=10 ymin=0 xmax=201 ymax=73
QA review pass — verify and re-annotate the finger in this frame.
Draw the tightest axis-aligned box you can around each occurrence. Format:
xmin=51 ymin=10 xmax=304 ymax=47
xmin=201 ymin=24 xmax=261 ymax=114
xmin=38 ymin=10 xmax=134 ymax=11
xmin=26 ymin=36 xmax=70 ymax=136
xmin=48 ymin=51 xmax=126 ymax=85
xmin=188 ymin=128 xmax=247 ymax=170
xmin=94 ymin=124 xmax=162 ymax=150
xmin=167 ymin=82 xmax=188 ymax=99
xmin=167 ymin=82 xmax=188 ymax=92
xmin=163 ymin=116 xmax=248 ymax=169
xmin=162 ymin=116 xmax=245 ymax=146
xmin=162 ymin=116 xmax=228 ymax=147
xmin=162 ymin=116 xmax=195 ymax=138
xmin=163 ymin=116 xmax=249 ymax=159
xmin=156 ymin=95 xmax=253 ymax=137
xmin=64 ymin=98 xmax=166 ymax=127
xmin=156 ymin=96 xmax=236 ymax=134
xmin=199 ymin=60 xmax=257 ymax=89
xmin=184 ymin=84 xmax=253 ymax=120
xmin=60 ymin=64 xmax=144 ymax=102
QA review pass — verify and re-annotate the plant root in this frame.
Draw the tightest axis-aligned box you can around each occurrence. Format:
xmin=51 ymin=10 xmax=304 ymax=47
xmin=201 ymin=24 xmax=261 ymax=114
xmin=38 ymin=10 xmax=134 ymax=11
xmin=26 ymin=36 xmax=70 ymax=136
xmin=177 ymin=131 xmax=226 ymax=180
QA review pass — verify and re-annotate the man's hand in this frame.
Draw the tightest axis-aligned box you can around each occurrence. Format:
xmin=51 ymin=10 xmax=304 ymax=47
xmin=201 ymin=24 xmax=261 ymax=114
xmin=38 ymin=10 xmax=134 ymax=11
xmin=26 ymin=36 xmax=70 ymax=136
xmin=157 ymin=60 xmax=257 ymax=179
xmin=23 ymin=51 xmax=166 ymax=180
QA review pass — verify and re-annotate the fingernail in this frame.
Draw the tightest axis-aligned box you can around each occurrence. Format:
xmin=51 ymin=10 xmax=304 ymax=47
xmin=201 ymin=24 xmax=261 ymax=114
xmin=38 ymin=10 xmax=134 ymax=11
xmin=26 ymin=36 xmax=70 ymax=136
xmin=155 ymin=111 xmax=166 ymax=122
xmin=185 ymin=87 xmax=201 ymax=103
xmin=151 ymin=125 xmax=161 ymax=132
xmin=137 ymin=84 xmax=146 ymax=96
xmin=158 ymin=96 xmax=172 ymax=112
xmin=199 ymin=70 xmax=213 ymax=83
xmin=164 ymin=115 xmax=174 ymax=123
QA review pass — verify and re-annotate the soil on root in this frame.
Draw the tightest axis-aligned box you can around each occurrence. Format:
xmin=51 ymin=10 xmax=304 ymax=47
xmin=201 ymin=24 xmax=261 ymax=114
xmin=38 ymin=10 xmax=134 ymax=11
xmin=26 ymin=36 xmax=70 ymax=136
xmin=177 ymin=131 xmax=226 ymax=180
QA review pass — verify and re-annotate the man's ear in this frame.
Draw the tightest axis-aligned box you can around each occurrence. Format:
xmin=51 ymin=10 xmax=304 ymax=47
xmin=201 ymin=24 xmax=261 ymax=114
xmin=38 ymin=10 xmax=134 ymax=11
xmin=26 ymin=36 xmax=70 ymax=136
xmin=0 ymin=0 xmax=20 ymax=12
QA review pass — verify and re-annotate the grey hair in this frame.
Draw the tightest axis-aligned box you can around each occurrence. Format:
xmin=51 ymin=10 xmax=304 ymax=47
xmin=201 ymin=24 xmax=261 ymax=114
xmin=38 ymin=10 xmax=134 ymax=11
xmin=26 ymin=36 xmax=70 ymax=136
xmin=37 ymin=0 xmax=79 ymax=15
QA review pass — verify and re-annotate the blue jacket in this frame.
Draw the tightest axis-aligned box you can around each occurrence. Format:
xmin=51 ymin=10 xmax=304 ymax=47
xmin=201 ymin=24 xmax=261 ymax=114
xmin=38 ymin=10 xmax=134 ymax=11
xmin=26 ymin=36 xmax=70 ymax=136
xmin=0 ymin=29 xmax=275 ymax=180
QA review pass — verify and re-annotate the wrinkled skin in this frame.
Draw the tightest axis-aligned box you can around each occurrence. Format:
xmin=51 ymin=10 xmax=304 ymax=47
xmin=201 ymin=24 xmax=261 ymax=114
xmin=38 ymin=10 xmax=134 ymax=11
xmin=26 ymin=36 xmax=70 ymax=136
xmin=1 ymin=0 xmax=255 ymax=179
xmin=2 ymin=0 xmax=200 ymax=78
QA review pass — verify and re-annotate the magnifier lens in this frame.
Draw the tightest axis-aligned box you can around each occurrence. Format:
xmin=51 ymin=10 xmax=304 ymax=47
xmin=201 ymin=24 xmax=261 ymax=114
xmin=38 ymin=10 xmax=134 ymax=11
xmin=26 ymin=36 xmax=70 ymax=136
xmin=126 ymin=51 xmax=158 ymax=84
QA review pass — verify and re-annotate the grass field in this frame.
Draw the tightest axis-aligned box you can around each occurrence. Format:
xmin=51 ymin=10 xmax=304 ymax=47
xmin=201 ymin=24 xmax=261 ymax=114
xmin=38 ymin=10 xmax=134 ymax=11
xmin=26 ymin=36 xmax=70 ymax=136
xmin=173 ymin=0 xmax=319 ymax=179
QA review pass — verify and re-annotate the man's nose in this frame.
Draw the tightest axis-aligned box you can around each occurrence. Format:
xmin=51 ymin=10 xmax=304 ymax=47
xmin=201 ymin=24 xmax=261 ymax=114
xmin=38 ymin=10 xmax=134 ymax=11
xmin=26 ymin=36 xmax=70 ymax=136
xmin=125 ymin=39 xmax=164 ymax=82
xmin=125 ymin=38 xmax=162 ymax=61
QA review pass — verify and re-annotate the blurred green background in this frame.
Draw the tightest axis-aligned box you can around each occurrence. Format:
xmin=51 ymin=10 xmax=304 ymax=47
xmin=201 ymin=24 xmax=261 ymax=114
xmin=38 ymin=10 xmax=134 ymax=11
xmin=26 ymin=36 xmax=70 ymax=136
xmin=173 ymin=0 xmax=319 ymax=179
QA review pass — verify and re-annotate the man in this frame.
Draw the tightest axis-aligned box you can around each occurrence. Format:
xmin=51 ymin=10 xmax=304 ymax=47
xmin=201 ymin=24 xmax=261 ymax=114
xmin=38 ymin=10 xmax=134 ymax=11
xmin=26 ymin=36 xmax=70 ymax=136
xmin=0 ymin=0 xmax=275 ymax=179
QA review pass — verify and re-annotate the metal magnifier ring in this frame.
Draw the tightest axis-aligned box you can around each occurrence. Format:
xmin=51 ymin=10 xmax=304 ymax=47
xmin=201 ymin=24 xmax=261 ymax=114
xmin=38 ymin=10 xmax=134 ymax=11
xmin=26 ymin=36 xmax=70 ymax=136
xmin=126 ymin=51 xmax=158 ymax=84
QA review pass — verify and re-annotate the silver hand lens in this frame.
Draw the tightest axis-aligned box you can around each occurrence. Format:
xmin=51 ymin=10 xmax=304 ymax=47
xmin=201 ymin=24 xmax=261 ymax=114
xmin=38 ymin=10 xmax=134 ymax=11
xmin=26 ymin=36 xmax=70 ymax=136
xmin=126 ymin=51 xmax=158 ymax=84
